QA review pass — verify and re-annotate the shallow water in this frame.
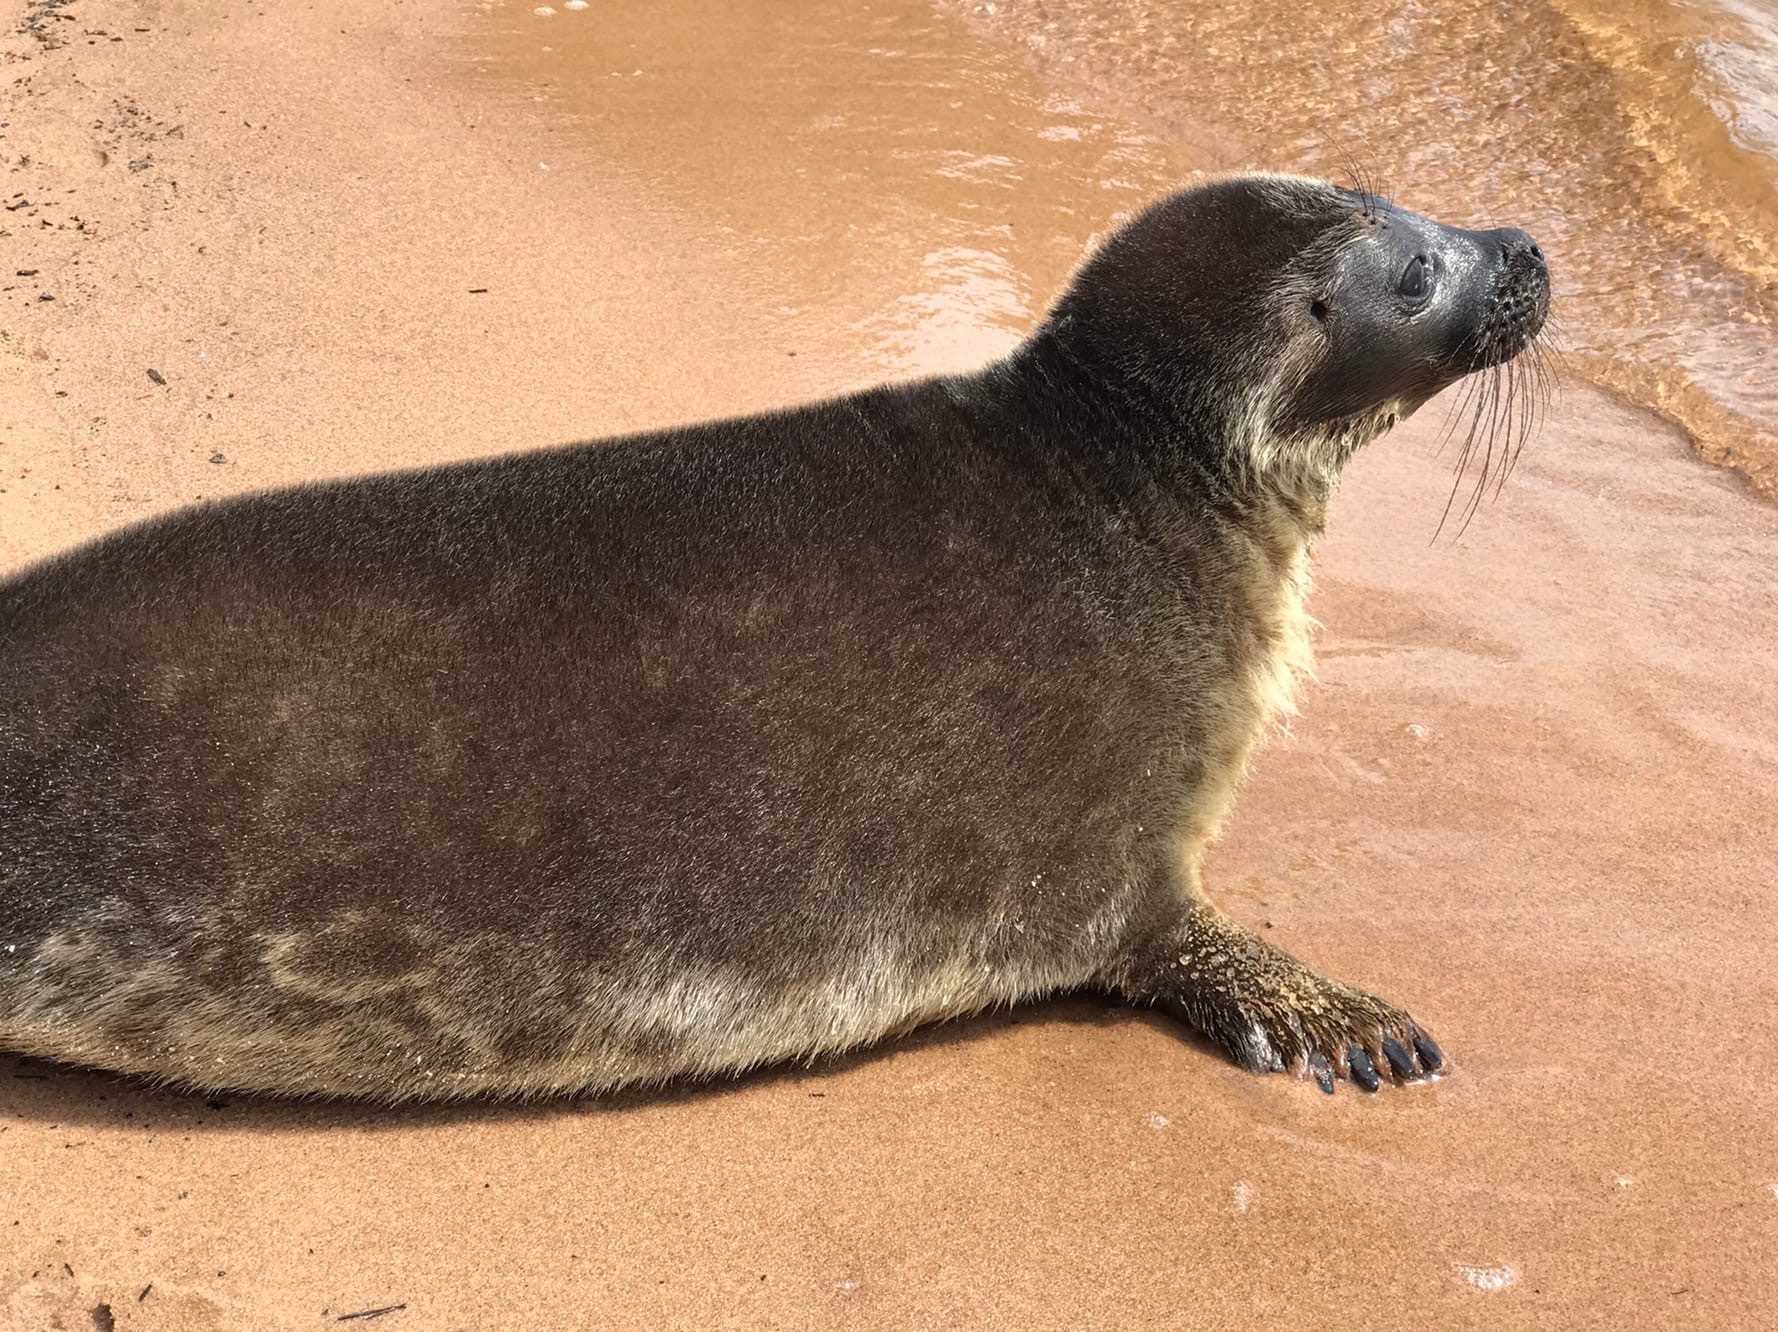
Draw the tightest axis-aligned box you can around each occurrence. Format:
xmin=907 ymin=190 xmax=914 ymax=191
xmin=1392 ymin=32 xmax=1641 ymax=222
xmin=469 ymin=0 xmax=1778 ymax=497
xmin=466 ymin=0 xmax=1189 ymax=385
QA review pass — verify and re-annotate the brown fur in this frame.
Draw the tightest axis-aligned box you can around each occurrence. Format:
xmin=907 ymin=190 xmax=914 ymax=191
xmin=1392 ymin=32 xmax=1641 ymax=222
xmin=0 ymin=174 xmax=1549 ymax=1099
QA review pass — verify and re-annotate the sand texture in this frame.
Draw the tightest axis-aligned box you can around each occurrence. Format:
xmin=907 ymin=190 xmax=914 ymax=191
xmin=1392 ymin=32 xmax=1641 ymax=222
xmin=2 ymin=1 xmax=1776 ymax=1328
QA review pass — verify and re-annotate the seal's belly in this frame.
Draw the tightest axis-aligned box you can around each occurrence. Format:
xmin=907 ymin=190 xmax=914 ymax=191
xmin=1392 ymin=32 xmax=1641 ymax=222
xmin=1 ymin=896 xmax=1119 ymax=1098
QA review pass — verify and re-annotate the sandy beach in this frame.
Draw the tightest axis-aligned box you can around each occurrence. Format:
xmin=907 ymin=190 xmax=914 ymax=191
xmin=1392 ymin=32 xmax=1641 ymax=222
xmin=3 ymin=0 xmax=1777 ymax=1327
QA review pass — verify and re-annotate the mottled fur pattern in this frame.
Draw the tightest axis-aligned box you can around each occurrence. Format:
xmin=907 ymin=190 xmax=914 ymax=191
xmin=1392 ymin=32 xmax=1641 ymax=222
xmin=0 ymin=174 xmax=1548 ymax=1099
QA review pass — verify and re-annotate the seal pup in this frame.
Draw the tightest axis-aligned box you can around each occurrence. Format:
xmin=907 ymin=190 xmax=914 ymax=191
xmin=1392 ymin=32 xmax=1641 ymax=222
xmin=0 ymin=174 xmax=1550 ymax=1100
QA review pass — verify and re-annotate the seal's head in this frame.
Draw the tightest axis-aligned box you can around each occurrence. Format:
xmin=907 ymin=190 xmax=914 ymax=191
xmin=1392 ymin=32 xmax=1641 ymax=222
xmin=1044 ymin=173 xmax=1552 ymax=504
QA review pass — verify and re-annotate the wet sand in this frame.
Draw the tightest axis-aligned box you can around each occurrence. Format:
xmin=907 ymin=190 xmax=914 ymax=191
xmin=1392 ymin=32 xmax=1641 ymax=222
xmin=3 ymin=0 xmax=1777 ymax=1327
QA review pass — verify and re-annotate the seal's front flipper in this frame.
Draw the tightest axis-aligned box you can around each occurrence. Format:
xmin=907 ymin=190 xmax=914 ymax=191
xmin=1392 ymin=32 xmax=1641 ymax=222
xmin=1113 ymin=898 xmax=1444 ymax=1095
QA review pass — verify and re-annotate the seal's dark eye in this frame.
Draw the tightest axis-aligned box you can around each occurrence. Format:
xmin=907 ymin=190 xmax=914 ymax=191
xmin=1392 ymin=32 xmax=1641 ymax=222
xmin=1398 ymin=255 xmax=1430 ymax=302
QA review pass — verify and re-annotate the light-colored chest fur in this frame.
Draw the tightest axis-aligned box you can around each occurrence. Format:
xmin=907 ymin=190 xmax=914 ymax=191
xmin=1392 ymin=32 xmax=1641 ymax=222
xmin=1180 ymin=509 xmax=1319 ymax=861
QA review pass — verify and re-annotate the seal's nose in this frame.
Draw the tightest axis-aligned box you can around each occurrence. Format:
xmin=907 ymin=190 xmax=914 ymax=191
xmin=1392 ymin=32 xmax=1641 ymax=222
xmin=1494 ymin=227 xmax=1545 ymax=271
xmin=1479 ymin=227 xmax=1546 ymax=279
xmin=1482 ymin=226 xmax=1552 ymax=359
xmin=1454 ymin=224 xmax=1547 ymax=281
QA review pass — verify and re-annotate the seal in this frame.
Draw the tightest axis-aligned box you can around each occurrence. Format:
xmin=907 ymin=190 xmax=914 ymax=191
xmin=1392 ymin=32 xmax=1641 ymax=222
xmin=0 ymin=174 xmax=1549 ymax=1100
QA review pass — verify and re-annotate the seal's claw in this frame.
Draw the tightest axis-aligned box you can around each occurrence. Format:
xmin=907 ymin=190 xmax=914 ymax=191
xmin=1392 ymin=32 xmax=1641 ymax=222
xmin=1131 ymin=903 xmax=1445 ymax=1101
xmin=1381 ymin=1034 xmax=1418 ymax=1080
xmin=1347 ymin=1047 xmax=1380 ymax=1092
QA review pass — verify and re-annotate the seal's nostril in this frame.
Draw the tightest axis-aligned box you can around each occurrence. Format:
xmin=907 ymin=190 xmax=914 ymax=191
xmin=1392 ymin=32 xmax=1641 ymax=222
xmin=1529 ymin=244 xmax=1543 ymax=262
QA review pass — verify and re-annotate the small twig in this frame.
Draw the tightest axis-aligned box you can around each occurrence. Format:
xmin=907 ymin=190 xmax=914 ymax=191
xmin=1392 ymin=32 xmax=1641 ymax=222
xmin=337 ymin=1304 xmax=407 ymax=1323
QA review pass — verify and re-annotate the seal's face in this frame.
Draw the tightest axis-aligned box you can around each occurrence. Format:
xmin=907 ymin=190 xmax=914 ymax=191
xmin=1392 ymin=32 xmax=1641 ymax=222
xmin=1046 ymin=173 xmax=1552 ymax=502
xmin=1286 ymin=187 xmax=1551 ymax=429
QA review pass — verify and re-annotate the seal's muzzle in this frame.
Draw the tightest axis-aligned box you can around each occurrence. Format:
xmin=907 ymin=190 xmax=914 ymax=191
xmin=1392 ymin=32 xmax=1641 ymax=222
xmin=1468 ymin=227 xmax=1550 ymax=368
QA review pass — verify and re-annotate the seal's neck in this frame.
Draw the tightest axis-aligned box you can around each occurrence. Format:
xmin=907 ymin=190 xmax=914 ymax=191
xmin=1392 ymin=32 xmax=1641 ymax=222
xmin=1234 ymin=399 xmax=1408 ymax=529
xmin=1001 ymin=331 xmax=1346 ymax=540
